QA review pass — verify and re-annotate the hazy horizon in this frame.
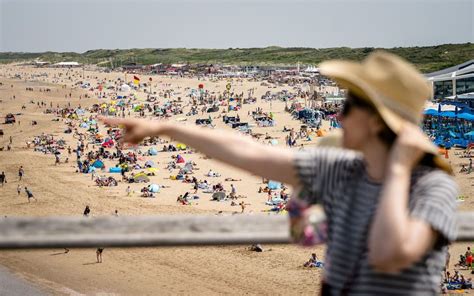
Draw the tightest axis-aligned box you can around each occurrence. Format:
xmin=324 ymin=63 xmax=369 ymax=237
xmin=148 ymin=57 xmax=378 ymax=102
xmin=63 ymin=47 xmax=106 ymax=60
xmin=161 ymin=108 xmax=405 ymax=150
xmin=1 ymin=0 xmax=473 ymax=52
xmin=1 ymin=42 xmax=473 ymax=54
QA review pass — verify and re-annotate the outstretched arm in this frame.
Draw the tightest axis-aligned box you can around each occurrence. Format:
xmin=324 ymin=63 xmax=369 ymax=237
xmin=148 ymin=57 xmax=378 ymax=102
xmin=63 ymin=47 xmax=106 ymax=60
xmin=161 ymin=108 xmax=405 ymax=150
xmin=100 ymin=117 xmax=300 ymax=187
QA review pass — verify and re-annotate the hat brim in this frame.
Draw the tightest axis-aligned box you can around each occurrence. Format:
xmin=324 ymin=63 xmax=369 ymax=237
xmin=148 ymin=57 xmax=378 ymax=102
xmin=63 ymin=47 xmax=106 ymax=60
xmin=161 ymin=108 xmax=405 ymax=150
xmin=319 ymin=60 xmax=453 ymax=174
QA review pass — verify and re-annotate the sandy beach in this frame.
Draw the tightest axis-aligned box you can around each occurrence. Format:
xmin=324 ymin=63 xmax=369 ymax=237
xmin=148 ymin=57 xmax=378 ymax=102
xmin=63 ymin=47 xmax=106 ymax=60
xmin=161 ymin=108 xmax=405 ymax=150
xmin=0 ymin=65 xmax=472 ymax=295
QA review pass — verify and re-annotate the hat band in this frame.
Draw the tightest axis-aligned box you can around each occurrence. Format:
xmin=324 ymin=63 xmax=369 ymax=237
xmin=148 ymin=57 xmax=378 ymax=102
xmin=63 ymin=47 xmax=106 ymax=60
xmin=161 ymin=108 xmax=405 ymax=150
xmin=375 ymin=92 xmax=421 ymax=124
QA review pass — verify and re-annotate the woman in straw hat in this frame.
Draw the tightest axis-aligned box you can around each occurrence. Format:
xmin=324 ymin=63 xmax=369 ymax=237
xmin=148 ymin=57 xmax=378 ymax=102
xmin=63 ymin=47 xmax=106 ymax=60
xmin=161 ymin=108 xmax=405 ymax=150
xmin=100 ymin=51 xmax=458 ymax=295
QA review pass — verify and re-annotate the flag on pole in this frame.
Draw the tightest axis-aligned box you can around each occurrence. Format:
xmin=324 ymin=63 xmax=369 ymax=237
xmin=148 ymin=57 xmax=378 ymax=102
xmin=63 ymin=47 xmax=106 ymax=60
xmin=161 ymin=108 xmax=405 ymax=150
xmin=133 ymin=76 xmax=140 ymax=85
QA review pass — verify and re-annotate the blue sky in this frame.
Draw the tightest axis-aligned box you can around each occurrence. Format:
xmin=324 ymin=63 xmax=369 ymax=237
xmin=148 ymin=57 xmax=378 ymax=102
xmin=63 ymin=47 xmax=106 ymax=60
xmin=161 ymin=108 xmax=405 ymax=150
xmin=1 ymin=0 xmax=472 ymax=52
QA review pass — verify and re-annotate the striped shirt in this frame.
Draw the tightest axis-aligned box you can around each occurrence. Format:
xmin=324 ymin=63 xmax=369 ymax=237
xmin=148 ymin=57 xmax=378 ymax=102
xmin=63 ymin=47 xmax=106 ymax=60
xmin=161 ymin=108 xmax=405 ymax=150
xmin=294 ymin=148 xmax=458 ymax=295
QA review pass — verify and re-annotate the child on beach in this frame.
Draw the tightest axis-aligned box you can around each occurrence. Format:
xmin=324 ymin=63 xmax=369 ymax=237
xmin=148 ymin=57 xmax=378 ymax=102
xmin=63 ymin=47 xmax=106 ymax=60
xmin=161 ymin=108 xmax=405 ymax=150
xmin=100 ymin=52 xmax=458 ymax=294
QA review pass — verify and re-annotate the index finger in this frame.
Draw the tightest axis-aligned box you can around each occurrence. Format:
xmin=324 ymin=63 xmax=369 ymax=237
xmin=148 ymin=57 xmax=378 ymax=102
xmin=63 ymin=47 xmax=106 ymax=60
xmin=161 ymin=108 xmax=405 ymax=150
xmin=98 ymin=116 xmax=126 ymax=128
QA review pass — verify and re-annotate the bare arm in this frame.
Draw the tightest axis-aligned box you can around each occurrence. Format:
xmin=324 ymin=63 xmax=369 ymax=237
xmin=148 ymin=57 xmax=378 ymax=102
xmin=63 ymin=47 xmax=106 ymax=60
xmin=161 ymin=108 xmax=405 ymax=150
xmin=368 ymin=126 xmax=438 ymax=273
xmin=101 ymin=117 xmax=300 ymax=186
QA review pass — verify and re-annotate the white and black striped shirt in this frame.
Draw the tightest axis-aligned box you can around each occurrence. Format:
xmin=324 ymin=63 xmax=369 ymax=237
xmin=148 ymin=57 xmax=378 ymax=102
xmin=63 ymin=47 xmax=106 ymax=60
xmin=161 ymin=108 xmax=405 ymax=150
xmin=294 ymin=148 xmax=458 ymax=295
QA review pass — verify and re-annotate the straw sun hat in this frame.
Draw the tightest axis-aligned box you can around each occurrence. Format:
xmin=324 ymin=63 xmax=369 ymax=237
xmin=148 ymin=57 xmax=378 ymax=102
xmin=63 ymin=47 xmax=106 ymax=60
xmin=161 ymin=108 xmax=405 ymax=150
xmin=318 ymin=51 xmax=451 ymax=173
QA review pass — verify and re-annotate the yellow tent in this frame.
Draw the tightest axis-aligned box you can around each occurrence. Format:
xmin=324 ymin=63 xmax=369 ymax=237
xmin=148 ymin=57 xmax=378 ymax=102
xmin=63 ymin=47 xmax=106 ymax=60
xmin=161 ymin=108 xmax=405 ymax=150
xmin=176 ymin=143 xmax=187 ymax=150
xmin=146 ymin=167 xmax=158 ymax=175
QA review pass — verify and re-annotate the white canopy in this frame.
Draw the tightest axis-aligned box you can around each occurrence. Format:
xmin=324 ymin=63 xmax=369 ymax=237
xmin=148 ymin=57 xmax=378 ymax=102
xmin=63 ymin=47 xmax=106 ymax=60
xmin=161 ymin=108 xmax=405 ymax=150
xmin=120 ymin=84 xmax=131 ymax=92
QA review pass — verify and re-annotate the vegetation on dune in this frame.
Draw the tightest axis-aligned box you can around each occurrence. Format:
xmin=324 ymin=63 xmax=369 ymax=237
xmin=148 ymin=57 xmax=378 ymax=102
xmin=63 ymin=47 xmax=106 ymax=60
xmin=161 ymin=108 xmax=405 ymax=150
xmin=0 ymin=43 xmax=472 ymax=73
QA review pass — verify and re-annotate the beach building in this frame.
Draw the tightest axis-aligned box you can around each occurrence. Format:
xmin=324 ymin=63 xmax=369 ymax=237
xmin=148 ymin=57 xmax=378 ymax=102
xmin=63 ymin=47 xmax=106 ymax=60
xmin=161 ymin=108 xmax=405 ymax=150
xmin=426 ymin=60 xmax=474 ymax=100
xmin=51 ymin=61 xmax=81 ymax=68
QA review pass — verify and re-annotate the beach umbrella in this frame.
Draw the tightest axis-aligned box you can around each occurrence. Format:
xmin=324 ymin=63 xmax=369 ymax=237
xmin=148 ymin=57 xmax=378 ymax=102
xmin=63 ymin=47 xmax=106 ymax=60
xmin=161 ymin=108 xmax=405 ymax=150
xmin=458 ymin=113 xmax=474 ymax=121
xmin=423 ymin=109 xmax=438 ymax=116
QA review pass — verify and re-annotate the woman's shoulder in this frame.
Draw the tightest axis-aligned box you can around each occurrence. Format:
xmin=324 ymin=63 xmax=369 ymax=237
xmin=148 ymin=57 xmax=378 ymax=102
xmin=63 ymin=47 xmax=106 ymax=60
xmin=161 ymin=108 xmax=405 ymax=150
xmin=412 ymin=165 xmax=457 ymax=186
xmin=410 ymin=165 xmax=459 ymax=197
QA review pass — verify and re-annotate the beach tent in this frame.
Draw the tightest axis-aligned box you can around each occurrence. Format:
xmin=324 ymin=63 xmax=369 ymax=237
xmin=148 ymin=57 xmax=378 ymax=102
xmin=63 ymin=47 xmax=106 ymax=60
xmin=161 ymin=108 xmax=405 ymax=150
xmin=102 ymin=139 xmax=114 ymax=148
xmin=268 ymin=180 xmax=282 ymax=190
xmin=148 ymin=184 xmax=160 ymax=193
xmin=145 ymin=160 xmax=156 ymax=167
xmin=146 ymin=167 xmax=158 ymax=175
xmin=212 ymin=192 xmax=226 ymax=201
xmin=109 ymin=167 xmax=122 ymax=173
xmin=133 ymin=172 xmax=150 ymax=183
xmin=92 ymin=160 xmax=105 ymax=169
xmin=176 ymin=155 xmax=185 ymax=163
xmin=148 ymin=147 xmax=158 ymax=155
xmin=120 ymin=84 xmax=131 ymax=92
xmin=176 ymin=143 xmax=187 ymax=150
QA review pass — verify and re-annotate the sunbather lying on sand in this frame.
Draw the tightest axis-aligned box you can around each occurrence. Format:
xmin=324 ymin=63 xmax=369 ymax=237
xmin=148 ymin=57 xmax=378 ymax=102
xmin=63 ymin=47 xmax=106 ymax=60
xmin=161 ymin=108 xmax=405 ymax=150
xmin=225 ymin=177 xmax=242 ymax=181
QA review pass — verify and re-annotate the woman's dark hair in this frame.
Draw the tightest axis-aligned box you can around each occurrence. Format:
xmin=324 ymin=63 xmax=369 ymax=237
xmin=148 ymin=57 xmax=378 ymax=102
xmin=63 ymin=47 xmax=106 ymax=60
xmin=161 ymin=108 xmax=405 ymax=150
xmin=377 ymin=121 xmax=397 ymax=147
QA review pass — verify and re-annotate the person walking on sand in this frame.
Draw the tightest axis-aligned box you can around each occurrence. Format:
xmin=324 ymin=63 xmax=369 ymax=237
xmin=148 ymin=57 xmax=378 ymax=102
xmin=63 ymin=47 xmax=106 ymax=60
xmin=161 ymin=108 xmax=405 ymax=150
xmin=25 ymin=187 xmax=36 ymax=202
xmin=83 ymin=205 xmax=91 ymax=217
xmin=100 ymin=51 xmax=458 ymax=295
xmin=96 ymin=248 xmax=104 ymax=263
xmin=18 ymin=166 xmax=24 ymax=181
xmin=0 ymin=171 xmax=5 ymax=187
xmin=17 ymin=184 xmax=21 ymax=195
xmin=230 ymin=184 xmax=237 ymax=199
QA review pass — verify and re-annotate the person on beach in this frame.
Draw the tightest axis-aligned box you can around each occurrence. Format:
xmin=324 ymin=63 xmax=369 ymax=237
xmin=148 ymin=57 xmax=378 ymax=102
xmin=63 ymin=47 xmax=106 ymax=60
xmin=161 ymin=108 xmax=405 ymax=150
xmin=466 ymin=247 xmax=473 ymax=270
xmin=83 ymin=205 xmax=91 ymax=217
xmin=230 ymin=184 xmax=237 ymax=199
xmin=0 ymin=171 xmax=5 ymax=186
xmin=25 ymin=187 xmax=36 ymax=202
xmin=101 ymin=52 xmax=458 ymax=295
xmin=96 ymin=248 xmax=104 ymax=263
xmin=18 ymin=166 xmax=24 ymax=181
xmin=17 ymin=184 xmax=21 ymax=195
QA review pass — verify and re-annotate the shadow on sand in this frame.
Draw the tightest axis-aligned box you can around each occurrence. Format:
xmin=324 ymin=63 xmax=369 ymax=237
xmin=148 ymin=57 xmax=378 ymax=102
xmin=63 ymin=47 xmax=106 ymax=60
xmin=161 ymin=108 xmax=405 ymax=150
xmin=50 ymin=252 xmax=68 ymax=256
